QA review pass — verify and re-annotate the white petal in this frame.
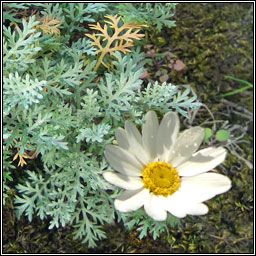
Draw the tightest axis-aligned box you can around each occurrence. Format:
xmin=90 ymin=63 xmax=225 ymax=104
xmin=104 ymin=145 xmax=143 ymax=176
xmin=125 ymin=121 xmax=150 ymax=165
xmin=142 ymin=111 xmax=159 ymax=160
xmin=179 ymin=172 xmax=232 ymax=203
xmin=115 ymin=127 xmax=129 ymax=150
xmin=114 ymin=189 xmax=149 ymax=212
xmin=156 ymin=112 xmax=179 ymax=161
xmin=103 ymin=171 xmax=143 ymax=190
xmin=162 ymin=192 xmax=187 ymax=218
xmin=186 ymin=203 xmax=209 ymax=215
xmin=144 ymin=193 xmax=167 ymax=221
xmin=162 ymin=193 xmax=209 ymax=217
xmin=177 ymin=147 xmax=227 ymax=176
xmin=170 ymin=127 xmax=205 ymax=167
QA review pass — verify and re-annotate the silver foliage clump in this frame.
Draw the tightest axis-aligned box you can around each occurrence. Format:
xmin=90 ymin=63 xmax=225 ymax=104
xmin=3 ymin=3 xmax=201 ymax=248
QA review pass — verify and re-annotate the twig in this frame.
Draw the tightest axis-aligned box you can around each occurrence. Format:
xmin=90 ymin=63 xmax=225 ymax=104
xmin=220 ymin=99 xmax=253 ymax=119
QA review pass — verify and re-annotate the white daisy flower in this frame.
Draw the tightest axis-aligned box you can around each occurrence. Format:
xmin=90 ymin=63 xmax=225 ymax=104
xmin=103 ymin=111 xmax=232 ymax=221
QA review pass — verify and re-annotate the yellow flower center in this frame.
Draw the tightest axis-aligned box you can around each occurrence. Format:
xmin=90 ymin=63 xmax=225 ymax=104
xmin=142 ymin=161 xmax=180 ymax=196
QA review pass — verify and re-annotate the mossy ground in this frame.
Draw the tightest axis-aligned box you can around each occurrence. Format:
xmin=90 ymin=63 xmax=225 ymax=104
xmin=3 ymin=3 xmax=253 ymax=254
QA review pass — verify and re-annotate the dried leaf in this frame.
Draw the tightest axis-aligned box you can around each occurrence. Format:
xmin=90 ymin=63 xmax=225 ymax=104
xmin=140 ymin=70 xmax=148 ymax=79
xmin=13 ymin=150 xmax=27 ymax=167
xmin=85 ymin=14 xmax=144 ymax=70
xmin=13 ymin=148 xmax=37 ymax=167
xmin=159 ymin=73 xmax=169 ymax=83
xmin=173 ymin=59 xmax=185 ymax=71
xmin=36 ymin=14 xmax=61 ymax=35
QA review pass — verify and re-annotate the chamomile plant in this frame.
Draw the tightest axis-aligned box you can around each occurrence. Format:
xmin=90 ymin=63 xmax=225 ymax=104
xmin=3 ymin=3 xmax=232 ymax=249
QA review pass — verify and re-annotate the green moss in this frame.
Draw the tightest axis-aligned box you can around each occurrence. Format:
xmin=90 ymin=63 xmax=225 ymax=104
xmin=146 ymin=3 xmax=253 ymax=103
